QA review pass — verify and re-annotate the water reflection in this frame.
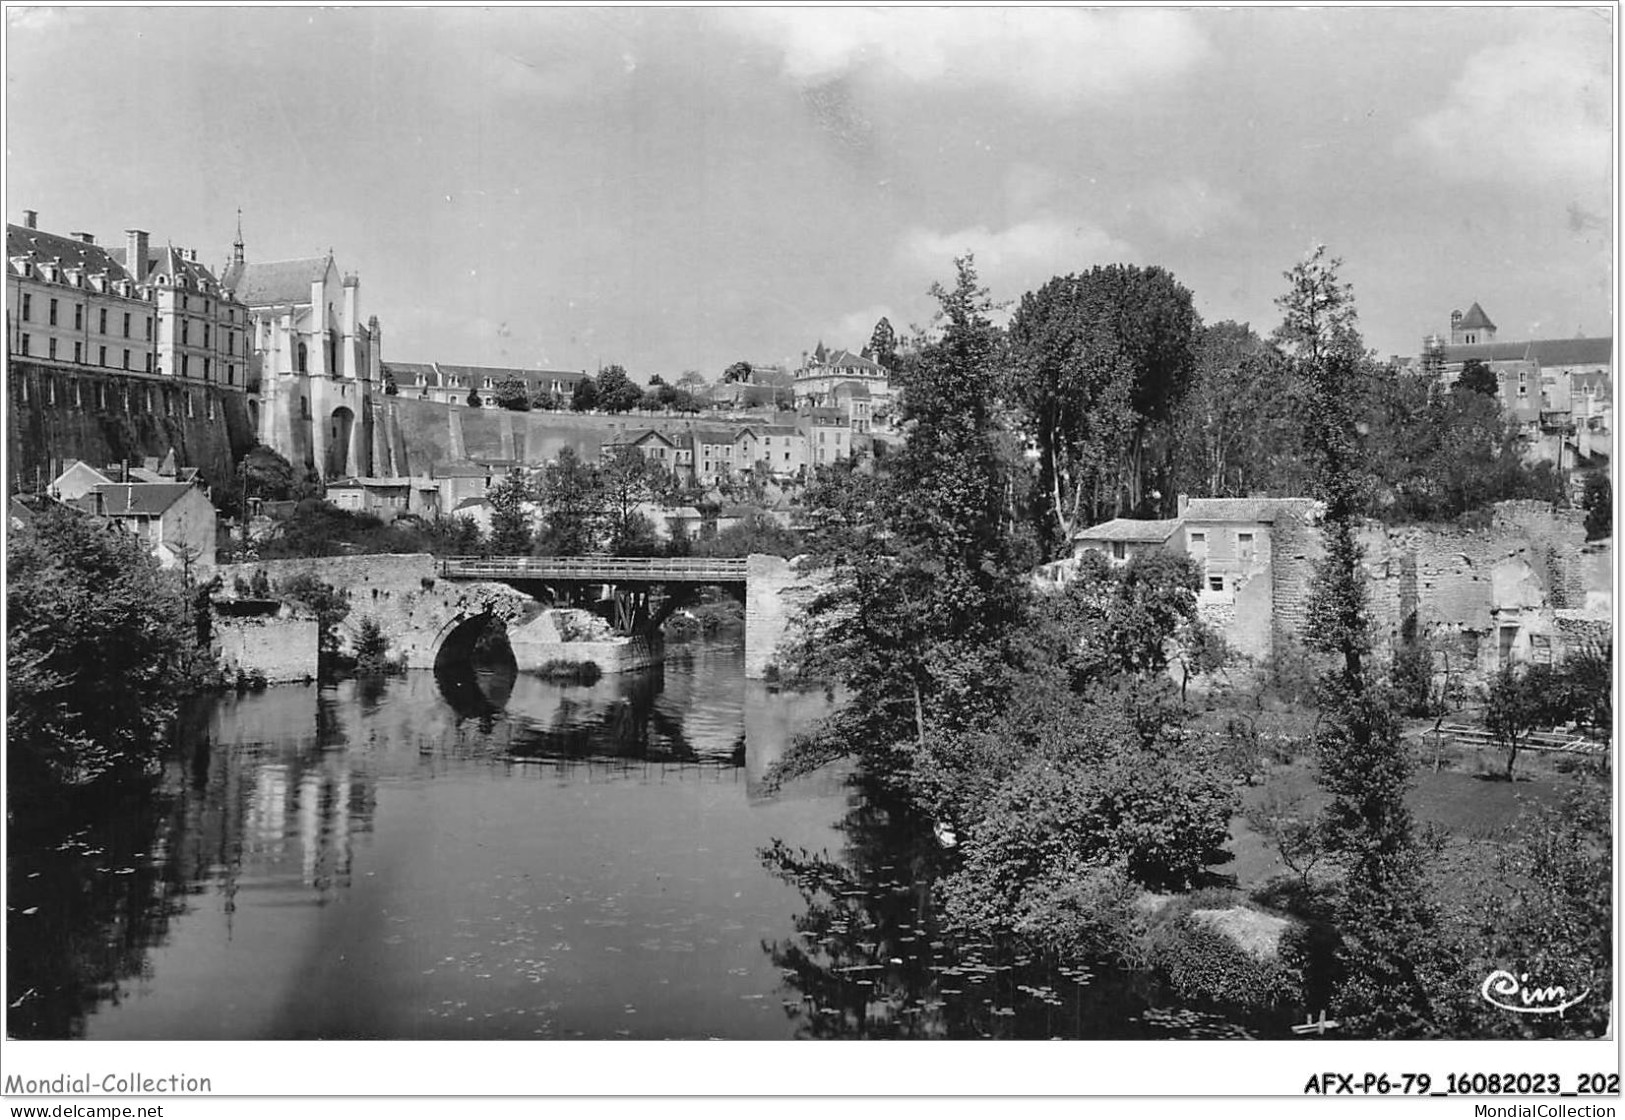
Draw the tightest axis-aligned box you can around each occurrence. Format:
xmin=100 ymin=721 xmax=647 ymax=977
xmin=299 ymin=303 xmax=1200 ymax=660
xmin=760 ymin=772 xmax=1269 ymax=1040
xmin=9 ymin=641 xmax=848 ymax=1039
xmin=8 ymin=639 xmax=1268 ymax=1041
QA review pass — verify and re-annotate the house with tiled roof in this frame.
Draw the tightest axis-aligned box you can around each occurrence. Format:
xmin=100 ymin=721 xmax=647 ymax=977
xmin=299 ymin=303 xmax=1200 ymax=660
xmin=432 ymin=461 xmax=496 ymax=511
xmin=798 ymin=406 xmax=851 ymax=467
xmin=736 ymin=423 xmax=806 ymax=478
xmin=1054 ymin=495 xmax=1321 ymax=661
xmin=605 ymin=428 xmax=682 ymax=476
xmin=81 ymin=481 xmax=216 ymax=570
xmin=326 ymin=476 xmax=440 ymax=522
xmin=1071 ymin=518 xmax=1182 ymax=565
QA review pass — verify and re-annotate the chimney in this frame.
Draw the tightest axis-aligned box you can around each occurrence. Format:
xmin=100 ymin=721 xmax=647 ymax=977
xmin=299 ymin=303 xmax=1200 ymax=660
xmin=22 ymin=210 xmax=37 ymax=229
xmin=125 ymin=230 xmax=150 ymax=283
xmin=1177 ymin=493 xmax=1190 ymax=518
xmin=70 ymin=232 xmax=94 ymax=245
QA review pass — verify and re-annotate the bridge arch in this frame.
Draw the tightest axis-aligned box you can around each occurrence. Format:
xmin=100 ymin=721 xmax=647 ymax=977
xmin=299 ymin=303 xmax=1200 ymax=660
xmin=431 ymin=609 xmax=510 ymax=673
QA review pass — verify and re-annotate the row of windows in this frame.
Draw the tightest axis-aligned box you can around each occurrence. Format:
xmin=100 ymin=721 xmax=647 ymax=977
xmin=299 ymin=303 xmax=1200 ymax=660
xmin=19 ymin=295 xmax=153 ymax=340
xmin=16 ymin=334 xmax=151 ymax=372
xmin=17 ymin=373 xmax=218 ymax=419
xmin=162 ymin=318 xmax=238 ymax=352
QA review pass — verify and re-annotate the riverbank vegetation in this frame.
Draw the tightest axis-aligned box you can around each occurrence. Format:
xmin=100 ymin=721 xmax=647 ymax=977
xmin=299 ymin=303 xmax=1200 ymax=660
xmin=7 ymin=506 xmax=218 ymax=827
xmin=771 ymin=251 xmax=1609 ymax=1039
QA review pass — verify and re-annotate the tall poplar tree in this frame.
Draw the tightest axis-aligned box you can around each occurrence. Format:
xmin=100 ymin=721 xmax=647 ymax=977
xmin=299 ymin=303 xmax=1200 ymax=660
xmin=1276 ymin=246 xmax=1439 ymax=1036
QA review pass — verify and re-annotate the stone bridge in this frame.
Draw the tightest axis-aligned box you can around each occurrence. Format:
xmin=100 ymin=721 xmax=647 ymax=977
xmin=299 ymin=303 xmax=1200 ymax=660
xmin=212 ymin=552 xmax=800 ymax=678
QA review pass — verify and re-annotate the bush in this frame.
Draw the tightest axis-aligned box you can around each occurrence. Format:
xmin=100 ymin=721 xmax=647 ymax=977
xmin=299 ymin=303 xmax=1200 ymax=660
xmin=1150 ymin=909 xmax=1307 ymax=1013
xmin=353 ymin=616 xmax=392 ymax=676
xmin=533 ymin=659 xmax=602 ymax=685
xmin=8 ymin=506 xmax=212 ymax=811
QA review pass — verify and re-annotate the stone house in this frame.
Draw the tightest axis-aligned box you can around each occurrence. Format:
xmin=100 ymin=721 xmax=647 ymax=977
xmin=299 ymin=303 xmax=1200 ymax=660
xmin=799 ymin=407 xmax=851 ymax=467
xmin=432 ymin=461 xmax=493 ymax=512
xmin=1072 ymin=517 xmax=1181 ymax=565
xmin=735 ymin=424 xmax=806 ymax=478
xmin=82 ymin=481 xmax=217 ymax=570
xmin=326 ymin=476 xmax=440 ymax=522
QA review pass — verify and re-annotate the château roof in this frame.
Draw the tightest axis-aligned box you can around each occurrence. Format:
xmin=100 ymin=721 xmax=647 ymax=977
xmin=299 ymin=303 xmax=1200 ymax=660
xmin=223 ymin=256 xmax=331 ymax=307
xmin=8 ymin=225 xmax=136 ymax=282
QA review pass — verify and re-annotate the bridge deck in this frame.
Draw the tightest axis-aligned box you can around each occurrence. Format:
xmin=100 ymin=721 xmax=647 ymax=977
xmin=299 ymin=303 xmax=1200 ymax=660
xmin=440 ymin=555 xmax=748 ymax=582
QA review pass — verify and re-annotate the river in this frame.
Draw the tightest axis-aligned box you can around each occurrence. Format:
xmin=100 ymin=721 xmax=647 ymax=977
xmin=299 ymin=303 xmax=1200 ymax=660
xmin=7 ymin=638 xmax=1262 ymax=1041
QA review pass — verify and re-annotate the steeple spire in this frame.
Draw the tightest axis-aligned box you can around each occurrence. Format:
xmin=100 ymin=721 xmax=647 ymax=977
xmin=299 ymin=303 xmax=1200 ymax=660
xmin=231 ymin=208 xmax=244 ymax=267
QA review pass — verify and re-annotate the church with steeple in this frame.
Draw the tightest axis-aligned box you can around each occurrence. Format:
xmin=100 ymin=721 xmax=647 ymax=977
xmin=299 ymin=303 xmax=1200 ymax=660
xmin=222 ymin=215 xmax=382 ymax=481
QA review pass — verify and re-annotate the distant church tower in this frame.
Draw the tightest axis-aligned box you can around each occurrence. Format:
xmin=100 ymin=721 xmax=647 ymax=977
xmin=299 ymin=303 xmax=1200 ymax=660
xmin=1450 ymin=302 xmax=1497 ymax=346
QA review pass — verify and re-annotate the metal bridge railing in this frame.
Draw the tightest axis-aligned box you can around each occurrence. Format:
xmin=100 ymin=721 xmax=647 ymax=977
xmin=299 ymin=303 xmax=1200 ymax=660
xmin=440 ymin=555 xmax=749 ymax=582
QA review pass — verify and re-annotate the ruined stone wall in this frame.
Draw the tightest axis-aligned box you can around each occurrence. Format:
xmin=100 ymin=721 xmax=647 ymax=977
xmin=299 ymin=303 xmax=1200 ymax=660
xmin=1269 ymin=512 xmax=1321 ymax=658
xmin=213 ymin=553 xmax=537 ymax=668
xmin=745 ymin=553 xmax=802 ymax=679
xmin=213 ymin=614 xmax=318 ymax=683
xmin=1260 ymin=502 xmax=1607 ymax=685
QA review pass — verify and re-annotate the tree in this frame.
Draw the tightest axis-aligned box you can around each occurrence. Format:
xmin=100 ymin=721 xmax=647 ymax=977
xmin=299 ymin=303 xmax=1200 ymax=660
xmin=466 ymin=388 xmax=482 ymax=408
xmin=1006 ymin=265 xmax=1198 ymax=557
xmin=488 ymin=470 xmax=535 ymax=555
xmin=637 ymin=389 xmax=664 ymax=412
xmin=535 ymin=447 xmax=601 ymax=556
xmin=1456 ymin=359 xmax=1497 ymax=397
xmin=529 ymin=386 xmax=561 ymax=411
xmin=677 ymin=369 xmax=707 ymax=388
xmin=1271 ymin=244 xmax=1364 ymax=368
xmin=571 ymin=375 xmax=599 ymax=412
xmin=241 ymin=445 xmax=303 ymax=502
xmin=722 ymin=360 xmax=754 ymax=384
xmin=8 ymin=506 xmax=209 ymax=808
xmin=1484 ymin=663 xmax=1564 ymax=780
xmin=1279 ymin=246 xmax=1439 ymax=1037
xmin=598 ymin=446 xmax=670 ymax=556
xmin=1438 ymin=781 xmax=1612 ymax=1039
xmin=1170 ymin=321 xmax=1307 ymax=501
xmin=1368 ymin=372 xmax=1563 ymax=523
xmin=595 ymin=365 xmax=642 ymax=413
xmin=382 ymin=369 xmax=400 ymax=396
xmin=691 ymin=510 xmax=802 ymax=558
xmin=1582 ymin=474 xmax=1611 ymax=540
xmin=491 ymin=376 xmax=532 ymax=411
xmin=867 ymin=317 xmax=899 ymax=372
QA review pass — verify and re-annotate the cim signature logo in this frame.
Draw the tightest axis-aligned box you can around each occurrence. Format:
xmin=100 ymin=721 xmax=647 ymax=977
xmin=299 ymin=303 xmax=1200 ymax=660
xmin=1480 ymin=969 xmax=1590 ymax=1016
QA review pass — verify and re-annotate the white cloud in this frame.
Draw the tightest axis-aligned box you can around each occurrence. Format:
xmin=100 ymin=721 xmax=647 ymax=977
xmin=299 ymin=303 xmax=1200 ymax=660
xmin=715 ymin=8 xmax=1208 ymax=106
xmin=1405 ymin=31 xmax=1611 ymax=193
xmin=1139 ymin=177 xmax=1248 ymax=240
xmin=899 ymin=219 xmax=1136 ymax=299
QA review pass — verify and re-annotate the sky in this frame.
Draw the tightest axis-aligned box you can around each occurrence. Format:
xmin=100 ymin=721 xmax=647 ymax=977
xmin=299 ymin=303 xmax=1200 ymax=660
xmin=4 ymin=6 xmax=1615 ymax=382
